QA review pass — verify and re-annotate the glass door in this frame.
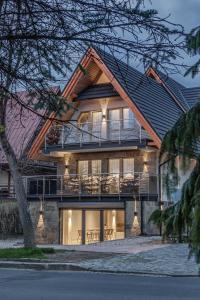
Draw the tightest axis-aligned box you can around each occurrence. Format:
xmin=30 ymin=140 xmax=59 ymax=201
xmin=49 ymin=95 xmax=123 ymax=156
xmin=91 ymin=160 xmax=101 ymax=194
xmin=78 ymin=160 xmax=89 ymax=194
xmin=92 ymin=111 xmax=102 ymax=142
xmin=109 ymin=159 xmax=120 ymax=193
xmin=108 ymin=109 xmax=120 ymax=141
xmin=62 ymin=210 xmax=82 ymax=245
xmin=85 ymin=210 xmax=100 ymax=244
xmin=104 ymin=210 xmax=125 ymax=240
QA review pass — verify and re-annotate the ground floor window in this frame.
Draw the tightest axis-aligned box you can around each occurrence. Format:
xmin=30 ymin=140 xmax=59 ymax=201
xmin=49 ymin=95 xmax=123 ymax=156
xmin=85 ymin=210 xmax=100 ymax=244
xmin=62 ymin=210 xmax=82 ymax=245
xmin=61 ymin=209 xmax=125 ymax=245
xmin=104 ymin=210 xmax=125 ymax=240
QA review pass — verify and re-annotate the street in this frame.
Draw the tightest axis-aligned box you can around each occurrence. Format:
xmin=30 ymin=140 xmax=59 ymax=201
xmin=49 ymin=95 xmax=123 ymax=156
xmin=0 ymin=269 xmax=199 ymax=300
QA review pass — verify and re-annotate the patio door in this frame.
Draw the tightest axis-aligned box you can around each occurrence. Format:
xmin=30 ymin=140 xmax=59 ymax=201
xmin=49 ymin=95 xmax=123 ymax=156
xmin=62 ymin=209 xmax=125 ymax=245
xmin=109 ymin=159 xmax=120 ymax=193
xmin=92 ymin=111 xmax=102 ymax=142
xmin=85 ymin=210 xmax=100 ymax=244
xmin=109 ymin=109 xmax=120 ymax=140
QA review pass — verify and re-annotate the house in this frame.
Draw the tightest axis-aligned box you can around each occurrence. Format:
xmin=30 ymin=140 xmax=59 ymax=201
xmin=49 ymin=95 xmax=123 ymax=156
xmin=0 ymin=91 xmax=58 ymax=199
xmin=26 ymin=47 xmax=200 ymax=245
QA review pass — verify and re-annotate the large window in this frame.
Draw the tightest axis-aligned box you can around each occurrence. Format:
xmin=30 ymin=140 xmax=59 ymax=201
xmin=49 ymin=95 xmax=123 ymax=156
xmin=123 ymin=108 xmax=135 ymax=129
xmin=62 ymin=210 xmax=82 ymax=245
xmin=85 ymin=210 xmax=100 ymax=244
xmin=78 ymin=160 xmax=101 ymax=175
xmin=78 ymin=160 xmax=88 ymax=176
xmin=109 ymin=159 xmax=120 ymax=193
xmin=123 ymin=158 xmax=134 ymax=177
xmin=104 ymin=210 xmax=125 ymax=240
xmin=91 ymin=160 xmax=101 ymax=175
xmin=92 ymin=111 xmax=102 ymax=141
xmin=109 ymin=159 xmax=120 ymax=175
xmin=62 ymin=209 xmax=125 ymax=245
xmin=109 ymin=109 xmax=120 ymax=130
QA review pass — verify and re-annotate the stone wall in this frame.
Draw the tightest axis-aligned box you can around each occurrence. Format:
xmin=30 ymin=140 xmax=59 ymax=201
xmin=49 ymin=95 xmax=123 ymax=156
xmin=125 ymin=200 xmax=141 ymax=237
xmin=57 ymin=149 xmax=158 ymax=176
xmin=125 ymin=200 xmax=160 ymax=237
xmin=142 ymin=201 xmax=160 ymax=235
xmin=29 ymin=201 xmax=59 ymax=244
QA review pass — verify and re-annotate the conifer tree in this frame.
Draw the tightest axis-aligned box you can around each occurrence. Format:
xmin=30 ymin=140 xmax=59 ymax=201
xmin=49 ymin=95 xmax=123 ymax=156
xmin=150 ymin=25 xmax=200 ymax=263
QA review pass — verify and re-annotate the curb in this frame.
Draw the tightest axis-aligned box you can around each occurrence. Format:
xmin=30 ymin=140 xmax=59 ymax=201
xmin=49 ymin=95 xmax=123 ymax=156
xmin=0 ymin=261 xmax=86 ymax=271
xmin=0 ymin=261 xmax=199 ymax=277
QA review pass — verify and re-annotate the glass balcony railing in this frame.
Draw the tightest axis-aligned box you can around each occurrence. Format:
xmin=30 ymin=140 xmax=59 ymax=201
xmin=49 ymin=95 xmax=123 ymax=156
xmin=44 ymin=119 xmax=149 ymax=150
xmin=24 ymin=172 xmax=158 ymax=200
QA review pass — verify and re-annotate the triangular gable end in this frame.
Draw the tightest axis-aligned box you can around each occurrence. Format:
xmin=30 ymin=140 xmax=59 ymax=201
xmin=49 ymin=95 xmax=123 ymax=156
xmin=29 ymin=47 xmax=161 ymax=158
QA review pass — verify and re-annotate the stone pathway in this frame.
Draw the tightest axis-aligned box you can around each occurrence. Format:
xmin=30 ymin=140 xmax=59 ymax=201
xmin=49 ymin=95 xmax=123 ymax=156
xmin=0 ymin=236 xmax=199 ymax=276
xmin=41 ymin=236 xmax=170 ymax=254
xmin=0 ymin=238 xmax=23 ymax=248
xmin=77 ymin=243 xmax=199 ymax=276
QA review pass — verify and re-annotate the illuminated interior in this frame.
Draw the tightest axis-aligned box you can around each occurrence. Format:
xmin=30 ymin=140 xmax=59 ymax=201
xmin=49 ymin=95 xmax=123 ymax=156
xmin=104 ymin=210 xmax=125 ymax=240
xmin=62 ymin=210 xmax=82 ymax=245
xmin=62 ymin=209 xmax=125 ymax=245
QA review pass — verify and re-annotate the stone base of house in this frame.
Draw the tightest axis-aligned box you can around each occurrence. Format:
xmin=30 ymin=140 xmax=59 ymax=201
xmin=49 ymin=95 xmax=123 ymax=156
xmin=29 ymin=201 xmax=59 ymax=244
xmin=29 ymin=200 xmax=160 ymax=245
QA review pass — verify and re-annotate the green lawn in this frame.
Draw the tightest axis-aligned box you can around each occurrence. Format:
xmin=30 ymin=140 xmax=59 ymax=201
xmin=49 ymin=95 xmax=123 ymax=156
xmin=0 ymin=247 xmax=55 ymax=259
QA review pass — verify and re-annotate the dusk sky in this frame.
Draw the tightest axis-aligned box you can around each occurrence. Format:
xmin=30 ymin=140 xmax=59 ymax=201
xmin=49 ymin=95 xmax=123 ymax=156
xmin=61 ymin=1 xmax=200 ymax=89
xmin=150 ymin=0 xmax=200 ymax=87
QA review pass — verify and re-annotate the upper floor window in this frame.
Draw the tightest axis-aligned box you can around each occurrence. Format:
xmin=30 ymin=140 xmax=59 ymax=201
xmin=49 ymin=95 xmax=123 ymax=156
xmin=123 ymin=108 xmax=135 ymax=129
xmin=109 ymin=109 xmax=120 ymax=130
xmin=78 ymin=160 xmax=101 ymax=176
xmin=123 ymin=158 xmax=134 ymax=177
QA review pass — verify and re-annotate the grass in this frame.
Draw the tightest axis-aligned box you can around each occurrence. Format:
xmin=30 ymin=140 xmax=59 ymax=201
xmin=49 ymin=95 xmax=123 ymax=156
xmin=0 ymin=247 xmax=55 ymax=259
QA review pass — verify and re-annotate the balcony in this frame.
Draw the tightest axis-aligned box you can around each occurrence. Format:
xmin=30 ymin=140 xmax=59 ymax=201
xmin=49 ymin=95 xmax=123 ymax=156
xmin=44 ymin=119 xmax=149 ymax=153
xmin=24 ymin=172 xmax=158 ymax=202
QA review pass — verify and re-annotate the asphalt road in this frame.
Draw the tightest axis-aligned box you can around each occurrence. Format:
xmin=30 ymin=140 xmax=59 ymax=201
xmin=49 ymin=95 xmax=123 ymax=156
xmin=0 ymin=269 xmax=199 ymax=300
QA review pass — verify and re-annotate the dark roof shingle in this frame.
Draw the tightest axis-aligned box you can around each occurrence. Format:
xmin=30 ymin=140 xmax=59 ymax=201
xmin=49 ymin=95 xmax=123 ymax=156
xmin=95 ymin=48 xmax=184 ymax=139
xmin=77 ymin=83 xmax=119 ymax=100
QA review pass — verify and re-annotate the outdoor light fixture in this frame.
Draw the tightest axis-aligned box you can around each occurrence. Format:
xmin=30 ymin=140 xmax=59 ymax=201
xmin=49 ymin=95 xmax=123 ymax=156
xmin=134 ymin=211 xmax=138 ymax=217
xmin=65 ymin=164 xmax=69 ymax=169
xmin=102 ymin=114 xmax=106 ymax=121
xmin=39 ymin=199 xmax=44 ymax=215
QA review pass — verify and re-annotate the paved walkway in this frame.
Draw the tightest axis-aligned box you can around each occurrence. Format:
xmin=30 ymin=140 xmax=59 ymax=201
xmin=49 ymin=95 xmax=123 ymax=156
xmin=42 ymin=236 xmax=171 ymax=254
xmin=77 ymin=243 xmax=199 ymax=276
xmin=0 ymin=237 xmax=199 ymax=276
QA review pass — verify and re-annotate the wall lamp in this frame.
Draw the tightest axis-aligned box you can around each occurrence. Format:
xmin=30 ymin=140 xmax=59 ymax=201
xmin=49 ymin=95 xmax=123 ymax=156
xmin=102 ymin=114 xmax=106 ymax=121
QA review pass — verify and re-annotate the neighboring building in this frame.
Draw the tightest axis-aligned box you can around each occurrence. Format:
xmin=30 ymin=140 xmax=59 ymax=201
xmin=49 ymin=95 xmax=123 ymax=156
xmin=0 ymin=91 xmax=58 ymax=199
xmin=26 ymin=47 xmax=200 ymax=245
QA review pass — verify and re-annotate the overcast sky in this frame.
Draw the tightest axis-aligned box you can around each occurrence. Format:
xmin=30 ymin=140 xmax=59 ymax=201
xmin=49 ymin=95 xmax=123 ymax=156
xmin=149 ymin=0 xmax=200 ymax=87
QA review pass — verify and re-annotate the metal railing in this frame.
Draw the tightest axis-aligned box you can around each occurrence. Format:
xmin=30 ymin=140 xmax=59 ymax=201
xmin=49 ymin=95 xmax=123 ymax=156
xmin=24 ymin=172 xmax=158 ymax=200
xmin=44 ymin=119 xmax=149 ymax=150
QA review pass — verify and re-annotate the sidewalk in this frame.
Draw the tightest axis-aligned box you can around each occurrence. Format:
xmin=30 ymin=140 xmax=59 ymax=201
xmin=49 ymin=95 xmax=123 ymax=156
xmin=76 ymin=243 xmax=199 ymax=276
xmin=0 ymin=236 xmax=199 ymax=276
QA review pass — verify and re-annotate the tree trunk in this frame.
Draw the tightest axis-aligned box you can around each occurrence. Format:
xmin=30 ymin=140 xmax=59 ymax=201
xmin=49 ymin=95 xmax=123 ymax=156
xmin=0 ymin=131 xmax=36 ymax=248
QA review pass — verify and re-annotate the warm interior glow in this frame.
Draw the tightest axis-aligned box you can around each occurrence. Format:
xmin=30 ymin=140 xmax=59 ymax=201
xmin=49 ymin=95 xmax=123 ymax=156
xmin=112 ymin=210 xmax=116 ymax=238
xmin=143 ymin=152 xmax=149 ymax=173
xmin=62 ymin=209 xmax=125 ymax=245
xmin=104 ymin=210 xmax=124 ymax=241
xmin=62 ymin=210 xmax=82 ymax=245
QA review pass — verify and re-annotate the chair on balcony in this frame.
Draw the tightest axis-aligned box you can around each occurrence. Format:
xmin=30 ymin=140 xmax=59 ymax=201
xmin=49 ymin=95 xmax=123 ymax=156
xmin=63 ymin=176 xmax=79 ymax=195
